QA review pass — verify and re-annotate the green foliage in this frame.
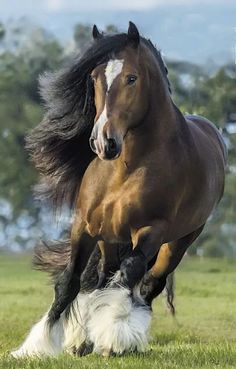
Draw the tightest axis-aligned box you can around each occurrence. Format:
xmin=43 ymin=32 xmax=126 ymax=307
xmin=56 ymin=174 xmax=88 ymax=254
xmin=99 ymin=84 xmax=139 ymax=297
xmin=170 ymin=63 xmax=236 ymax=128
xmin=0 ymin=22 xmax=5 ymax=41
xmin=0 ymin=27 xmax=63 ymax=218
xmin=0 ymin=255 xmax=236 ymax=368
xmin=105 ymin=24 xmax=119 ymax=33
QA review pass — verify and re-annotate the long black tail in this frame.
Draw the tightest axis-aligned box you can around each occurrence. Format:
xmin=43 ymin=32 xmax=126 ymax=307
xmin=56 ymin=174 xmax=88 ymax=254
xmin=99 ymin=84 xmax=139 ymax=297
xmin=33 ymin=240 xmax=101 ymax=291
xmin=33 ymin=240 xmax=71 ymax=281
xmin=164 ymin=272 xmax=175 ymax=316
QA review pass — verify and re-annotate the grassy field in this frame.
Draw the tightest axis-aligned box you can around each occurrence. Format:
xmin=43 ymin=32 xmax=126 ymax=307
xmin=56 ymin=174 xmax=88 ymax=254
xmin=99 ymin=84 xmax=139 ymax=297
xmin=0 ymin=254 xmax=235 ymax=369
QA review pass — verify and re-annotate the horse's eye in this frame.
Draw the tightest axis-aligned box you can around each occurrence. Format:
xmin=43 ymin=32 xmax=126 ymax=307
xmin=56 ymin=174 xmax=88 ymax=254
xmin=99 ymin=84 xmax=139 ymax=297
xmin=126 ymin=75 xmax=137 ymax=85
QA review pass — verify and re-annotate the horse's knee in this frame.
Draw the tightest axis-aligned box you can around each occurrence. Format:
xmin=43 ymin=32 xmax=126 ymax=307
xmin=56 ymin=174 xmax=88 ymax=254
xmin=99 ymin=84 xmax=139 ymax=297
xmin=73 ymin=341 xmax=94 ymax=357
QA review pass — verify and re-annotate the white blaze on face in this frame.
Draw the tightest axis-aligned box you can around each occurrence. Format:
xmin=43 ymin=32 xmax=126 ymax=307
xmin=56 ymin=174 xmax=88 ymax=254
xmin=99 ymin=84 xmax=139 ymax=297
xmin=95 ymin=59 xmax=124 ymax=151
xmin=105 ymin=59 xmax=124 ymax=92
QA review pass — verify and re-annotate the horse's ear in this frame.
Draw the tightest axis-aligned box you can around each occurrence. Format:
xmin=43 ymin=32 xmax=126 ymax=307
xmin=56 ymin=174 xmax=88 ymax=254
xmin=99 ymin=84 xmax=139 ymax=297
xmin=92 ymin=24 xmax=103 ymax=40
xmin=127 ymin=21 xmax=140 ymax=48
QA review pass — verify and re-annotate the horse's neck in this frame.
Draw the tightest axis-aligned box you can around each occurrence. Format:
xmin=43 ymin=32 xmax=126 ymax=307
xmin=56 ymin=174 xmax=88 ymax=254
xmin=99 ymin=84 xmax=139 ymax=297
xmin=117 ymin=94 xmax=180 ymax=171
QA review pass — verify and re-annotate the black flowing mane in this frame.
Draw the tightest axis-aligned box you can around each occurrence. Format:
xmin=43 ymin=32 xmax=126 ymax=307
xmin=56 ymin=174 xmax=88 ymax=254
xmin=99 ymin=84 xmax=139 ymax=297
xmin=26 ymin=31 xmax=171 ymax=210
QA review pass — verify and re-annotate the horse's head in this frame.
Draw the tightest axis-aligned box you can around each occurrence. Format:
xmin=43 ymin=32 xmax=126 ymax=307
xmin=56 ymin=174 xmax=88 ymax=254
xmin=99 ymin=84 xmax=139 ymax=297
xmin=90 ymin=22 xmax=150 ymax=160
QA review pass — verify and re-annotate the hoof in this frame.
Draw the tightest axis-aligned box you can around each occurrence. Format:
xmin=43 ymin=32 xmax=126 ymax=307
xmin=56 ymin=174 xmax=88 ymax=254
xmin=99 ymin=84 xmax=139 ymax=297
xmin=72 ymin=341 xmax=94 ymax=357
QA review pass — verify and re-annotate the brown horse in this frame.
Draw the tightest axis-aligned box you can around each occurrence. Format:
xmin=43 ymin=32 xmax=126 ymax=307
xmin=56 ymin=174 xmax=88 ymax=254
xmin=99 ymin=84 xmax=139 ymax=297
xmin=12 ymin=22 xmax=226 ymax=357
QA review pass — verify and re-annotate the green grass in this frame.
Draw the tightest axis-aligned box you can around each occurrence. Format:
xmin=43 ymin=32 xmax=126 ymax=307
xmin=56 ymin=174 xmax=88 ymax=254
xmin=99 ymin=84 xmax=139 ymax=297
xmin=0 ymin=254 xmax=236 ymax=368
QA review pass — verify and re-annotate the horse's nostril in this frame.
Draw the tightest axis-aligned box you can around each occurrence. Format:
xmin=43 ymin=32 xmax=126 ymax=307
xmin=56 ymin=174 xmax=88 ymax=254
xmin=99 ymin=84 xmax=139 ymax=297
xmin=89 ymin=138 xmax=96 ymax=152
xmin=104 ymin=138 xmax=119 ymax=160
xmin=107 ymin=138 xmax=117 ymax=152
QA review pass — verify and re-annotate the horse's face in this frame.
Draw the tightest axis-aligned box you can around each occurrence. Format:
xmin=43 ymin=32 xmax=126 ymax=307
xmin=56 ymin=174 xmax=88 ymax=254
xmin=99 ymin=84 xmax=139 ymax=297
xmin=90 ymin=42 xmax=150 ymax=160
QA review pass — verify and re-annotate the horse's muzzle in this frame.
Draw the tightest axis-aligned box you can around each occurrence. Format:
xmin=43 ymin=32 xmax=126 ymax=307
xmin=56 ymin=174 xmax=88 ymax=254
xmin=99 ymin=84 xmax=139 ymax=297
xmin=89 ymin=136 xmax=121 ymax=160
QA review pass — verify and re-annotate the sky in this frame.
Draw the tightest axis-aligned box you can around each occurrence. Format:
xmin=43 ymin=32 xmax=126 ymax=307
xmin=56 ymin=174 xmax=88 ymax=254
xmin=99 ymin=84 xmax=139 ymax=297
xmin=1 ymin=0 xmax=236 ymax=64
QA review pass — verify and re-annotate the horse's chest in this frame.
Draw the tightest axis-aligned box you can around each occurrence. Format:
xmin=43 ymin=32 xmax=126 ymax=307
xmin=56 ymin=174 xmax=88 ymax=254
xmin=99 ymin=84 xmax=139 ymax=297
xmin=84 ymin=175 xmax=146 ymax=242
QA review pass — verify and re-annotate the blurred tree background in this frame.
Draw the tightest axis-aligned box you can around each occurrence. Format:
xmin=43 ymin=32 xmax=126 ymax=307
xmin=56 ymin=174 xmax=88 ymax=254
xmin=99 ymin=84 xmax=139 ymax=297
xmin=0 ymin=20 xmax=235 ymax=257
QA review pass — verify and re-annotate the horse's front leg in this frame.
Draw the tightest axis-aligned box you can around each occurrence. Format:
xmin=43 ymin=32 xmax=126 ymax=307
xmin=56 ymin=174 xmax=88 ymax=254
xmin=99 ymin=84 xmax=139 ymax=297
xmin=95 ymin=241 xmax=133 ymax=288
xmin=118 ymin=221 xmax=169 ymax=290
xmin=85 ymin=224 xmax=168 ymax=356
xmin=11 ymin=217 xmax=97 ymax=358
xmin=95 ymin=241 xmax=120 ymax=288
xmin=48 ymin=218 xmax=97 ymax=325
xmin=140 ymin=225 xmax=205 ymax=306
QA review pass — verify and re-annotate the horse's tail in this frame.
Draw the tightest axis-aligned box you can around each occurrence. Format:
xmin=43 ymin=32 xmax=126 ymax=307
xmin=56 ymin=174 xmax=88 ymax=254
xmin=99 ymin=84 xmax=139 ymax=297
xmin=164 ymin=272 xmax=175 ymax=316
xmin=33 ymin=240 xmax=71 ymax=281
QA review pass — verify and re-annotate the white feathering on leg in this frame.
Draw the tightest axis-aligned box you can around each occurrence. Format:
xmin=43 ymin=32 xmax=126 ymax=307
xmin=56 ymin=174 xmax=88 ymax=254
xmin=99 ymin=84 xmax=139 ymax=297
xmin=10 ymin=293 xmax=91 ymax=358
xmin=11 ymin=277 xmax=152 ymax=357
xmin=87 ymin=278 xmax=152 ymax=355
xmin=63 ymin=293 xmax=90 ymax=352
xmin=10 ymin=313 xmax=64 ymax=358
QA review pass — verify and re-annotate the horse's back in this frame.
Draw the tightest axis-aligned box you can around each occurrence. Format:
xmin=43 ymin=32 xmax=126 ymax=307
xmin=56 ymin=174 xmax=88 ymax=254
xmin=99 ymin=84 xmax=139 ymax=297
xmin=185 ymin=114 xmax=227 ymax=166
xmin=182 ymin=114 xmax=227 ymax=213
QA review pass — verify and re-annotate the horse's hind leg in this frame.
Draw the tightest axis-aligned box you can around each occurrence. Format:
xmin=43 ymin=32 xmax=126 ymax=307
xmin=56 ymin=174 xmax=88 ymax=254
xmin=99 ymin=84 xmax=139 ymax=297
xmin=140 ymin=225 xmax=205 ymax=306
